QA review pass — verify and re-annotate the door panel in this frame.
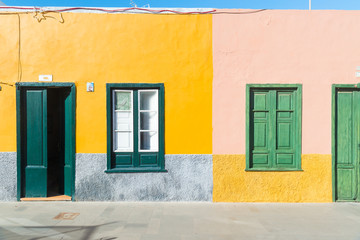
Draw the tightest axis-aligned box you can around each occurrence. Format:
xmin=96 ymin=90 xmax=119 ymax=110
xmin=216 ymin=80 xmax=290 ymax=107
xmin=251 ymin=91 xmax=271 ymax=168
xmin=275 ymin=91 xmax=296 ymax=168
xmin=335 ymin=90 xmax=359 ymax=201
xmin=24 ymin=89 xmax=47 ymax=197
xmin=63 ymin=89 xmax=72 ymax=196
xmin=337 ymin=168 xmax=356 ymax=200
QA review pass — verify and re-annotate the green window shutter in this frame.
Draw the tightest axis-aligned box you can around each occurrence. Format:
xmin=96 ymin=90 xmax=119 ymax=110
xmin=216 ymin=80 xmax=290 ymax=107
xmin=247 ymin=85 xmax=302 ymax=171
xmin=251 ymin=90 xmax=271 ymax=168
xmin=274 ymin=90 xmax=297 ymax=169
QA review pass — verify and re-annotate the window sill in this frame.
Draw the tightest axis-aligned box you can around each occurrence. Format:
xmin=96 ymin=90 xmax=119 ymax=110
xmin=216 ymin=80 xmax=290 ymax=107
xmin=245 ymin=168 xmax=303 ymax=172
xmin=105 ymin=168 xmax=168 ymax=173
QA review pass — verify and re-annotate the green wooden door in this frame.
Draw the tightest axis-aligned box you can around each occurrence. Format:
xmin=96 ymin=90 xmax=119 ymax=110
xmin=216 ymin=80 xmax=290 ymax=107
xmin=335 ymin=89 xmax=360 ymax=201
xmin=17 ymin=83 xmax=75 ymax=200
xmin=63 ymin=88 xmax=73 ymax=196
xmin=24 ymin=88 xmax=48 ymax=197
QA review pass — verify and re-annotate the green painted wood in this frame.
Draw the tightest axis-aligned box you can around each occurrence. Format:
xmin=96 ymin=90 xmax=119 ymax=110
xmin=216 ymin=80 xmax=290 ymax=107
xmin=63 ymin=88 xmax=72 ymax=196
xmin=133 ymin=90 xmax=139 ymax=168
xmin=251 ymin=90 xmax=271 ymax=168
xmin=334 ymin=87 xmax=360 ymax=201
xmin=69 ymin=85 xmax=76 ymax=201
xmin=106 ymin=84 xmax=112 ymax=171
xmin=105 ymin=168 xmax=168 ymax=173
xmin=245 ymin=85 xmax=250 ymax=170
xmin=16 ymin=82 xmax=76 ymax=201
xmin=275 ymin=90 xmax=296 ymax=169
xmin=246 ymin=84 xmax=302 ymax=171
xmin=16 ymin=86 xmax=22 ymax=201
xmin=17 ymin=82 xmax=74 ymax=87
xmin=158 ymin=84 xmax=165 ymax=170
xmin=106 ymin=83 xmax=165 ymax=173
xmin=24 ymin=89 xmax=48 ymax=197
xmin=331 ymin=85 xmax=336 ymax=202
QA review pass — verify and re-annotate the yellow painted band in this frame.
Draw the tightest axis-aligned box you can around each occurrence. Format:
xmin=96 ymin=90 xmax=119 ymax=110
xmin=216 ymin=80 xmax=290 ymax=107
xmin=213 ymin=154 xmax=332 ymax=202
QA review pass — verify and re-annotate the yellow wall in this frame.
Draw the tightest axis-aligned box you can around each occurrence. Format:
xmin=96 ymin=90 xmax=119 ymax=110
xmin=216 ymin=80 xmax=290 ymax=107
xmin=0 ymin=13 xmax=212 ymax=154
xmin=213 ymin=154 xmax=332 ymax=202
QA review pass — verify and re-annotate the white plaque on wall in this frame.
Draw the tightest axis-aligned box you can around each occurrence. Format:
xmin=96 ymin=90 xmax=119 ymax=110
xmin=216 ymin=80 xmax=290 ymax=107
xmin=39 ymin=75 xmax=53 ymax=82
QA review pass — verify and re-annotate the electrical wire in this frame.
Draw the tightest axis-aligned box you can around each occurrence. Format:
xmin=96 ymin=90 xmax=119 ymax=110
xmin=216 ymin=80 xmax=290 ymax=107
xmin=33 ymin=11 xmax=64 ymax=23
xmin=212 ymin=9 xmax=267 ymax=14
xmin=0 ymin=82 xmax=14 ymax=87
xmin=0 ymin=6 xmax=216 ymax=14
xmin=0 ymin=12 xmax=24 ymax=86
xmin=17 ymin=13 xmax=22 ymax=83
xmin=0 ymin=6 xmax=265 ymax=87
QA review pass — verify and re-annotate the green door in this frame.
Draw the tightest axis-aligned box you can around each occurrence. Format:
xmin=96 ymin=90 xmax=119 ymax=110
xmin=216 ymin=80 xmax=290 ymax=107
xmin=335 ymin=88 xmax=360 ymax=201
xmin=18 ymin=84 xmax=75 ymax=200
xmin=63 ymin=88 xmax=73 ymax=196
xmin=23 ymin=88 xmax=48 ymax=197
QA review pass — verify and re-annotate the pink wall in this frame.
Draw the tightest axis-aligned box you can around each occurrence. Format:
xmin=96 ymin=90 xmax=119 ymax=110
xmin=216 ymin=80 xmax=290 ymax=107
xmin=213 ymin=10 xmax=360 ymax=154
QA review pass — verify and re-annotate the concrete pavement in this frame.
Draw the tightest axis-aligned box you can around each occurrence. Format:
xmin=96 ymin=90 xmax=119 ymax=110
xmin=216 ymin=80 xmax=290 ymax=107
xmin=0 ymin=202 xmax=360 ymax=240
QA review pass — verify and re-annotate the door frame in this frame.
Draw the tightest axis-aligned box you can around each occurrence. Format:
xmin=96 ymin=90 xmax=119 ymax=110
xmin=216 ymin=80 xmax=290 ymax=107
xmin=332 ymin=83 xmax=360 ymax=202
xmin=16 ymin=82 xmax=76 ymax=201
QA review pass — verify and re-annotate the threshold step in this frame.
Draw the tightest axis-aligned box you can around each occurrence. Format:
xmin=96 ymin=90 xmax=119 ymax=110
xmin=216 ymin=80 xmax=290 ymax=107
xmin=21 ymin=195 xmax=71 ymax=201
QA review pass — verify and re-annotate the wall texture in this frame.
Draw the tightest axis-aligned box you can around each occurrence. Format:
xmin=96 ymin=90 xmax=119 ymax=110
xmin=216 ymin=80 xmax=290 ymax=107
xmin=75 ymin=154 xmax=213 ymax=201
xmin=0 ymin=13 xmax=213 ymax=154
xmin=212 ymin=10 xmax=360 ymax=202
xmin=1 ymin=10 xmax=359 ymax=202
xmin=0 ymin=152 xmax=17 ymax=201
xmin=213 ymin=154 xmax=332 ymax=202
xmin=0 ymin=12 xmax=212 ymax=201
xmin=213 ymin=10 xmax=360 ymax=155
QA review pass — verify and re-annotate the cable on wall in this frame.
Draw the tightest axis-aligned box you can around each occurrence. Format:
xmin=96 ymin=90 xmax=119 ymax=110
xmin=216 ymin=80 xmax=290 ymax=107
xmin=33 ymin=10 xmax=64 ymax=23
xmin=0 ymin=12 xmax=25 ymax=85
xmin=17 ymin=13 xmax=22 ymax=83
xmin=0 ymin=6 xmax=217 ymax=14
xmin=0 ymin=6 xmax=267 ymax=87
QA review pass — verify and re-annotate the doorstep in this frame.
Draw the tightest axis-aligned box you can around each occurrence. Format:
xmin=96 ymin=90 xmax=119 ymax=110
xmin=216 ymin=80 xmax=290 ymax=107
xmin=20 ymin=195 xmax=72 ymax=201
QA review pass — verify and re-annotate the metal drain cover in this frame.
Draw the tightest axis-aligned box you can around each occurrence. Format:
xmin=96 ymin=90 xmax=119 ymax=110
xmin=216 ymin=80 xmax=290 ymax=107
xmin=54 ymin=212 xmax=80 ymax=220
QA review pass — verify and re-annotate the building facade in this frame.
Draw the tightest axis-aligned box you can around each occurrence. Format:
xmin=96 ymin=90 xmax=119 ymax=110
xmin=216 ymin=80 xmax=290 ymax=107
xmin=0 ymin=8 xmax=359 ymax=202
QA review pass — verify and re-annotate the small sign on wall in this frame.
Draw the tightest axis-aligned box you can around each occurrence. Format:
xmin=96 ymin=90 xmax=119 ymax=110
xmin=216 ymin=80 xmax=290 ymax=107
xmin=39 ymin=75 xmax=53 ymax=82
xmin=87 ymin=82 xmax=94 ymax=92
xmin=356 ymin=67 xmax=360 ymax=77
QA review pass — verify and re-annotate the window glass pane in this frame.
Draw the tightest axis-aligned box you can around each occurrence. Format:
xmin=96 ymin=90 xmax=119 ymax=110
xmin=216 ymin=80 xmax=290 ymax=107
xmin=115 ymin=91 xmax=131 ymax=110
xmin=140 ymin=112 xmax=157 ymax=130
xmin=140 ymin=132 xmax=158 ymax=151
xmin=115 ymin=132 xmax=132 ymax=150
xmin=115 ymin=112 xmax=132 ymax=131
xmin=140 ymin=91 xmax=158 ymax=110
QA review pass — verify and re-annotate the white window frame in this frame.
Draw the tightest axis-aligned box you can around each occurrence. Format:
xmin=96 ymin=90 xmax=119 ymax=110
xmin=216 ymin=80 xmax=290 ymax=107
xmin=113 ymin=90 xmax=133 ymax=152
xmin=138 ymin=89 xmax=159 ymax=152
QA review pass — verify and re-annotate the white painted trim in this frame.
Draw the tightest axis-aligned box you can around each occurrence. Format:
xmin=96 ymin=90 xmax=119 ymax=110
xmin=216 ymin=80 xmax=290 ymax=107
xmin=138 ymin=89 xmax=159 ymax=152
xmin=113 ymin=90 xmax=133 ymax=152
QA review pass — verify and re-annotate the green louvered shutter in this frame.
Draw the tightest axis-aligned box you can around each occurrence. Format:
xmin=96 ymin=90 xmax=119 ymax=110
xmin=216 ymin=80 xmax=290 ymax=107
xmin=248 ymin=85 xmax=301 ymax=170
xmin=274 ymin=90 xmax=298 ymax=169
xmin=250 ymin=90 xmax=271 ymax=168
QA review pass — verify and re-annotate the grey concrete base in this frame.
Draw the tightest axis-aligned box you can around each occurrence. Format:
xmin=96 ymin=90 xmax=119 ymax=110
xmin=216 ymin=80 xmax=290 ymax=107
xmin=75 ymin=154 xmax=213 ymax=201
xmin=0 ymin=152 xmax=17 ymax=201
